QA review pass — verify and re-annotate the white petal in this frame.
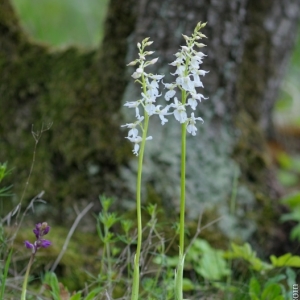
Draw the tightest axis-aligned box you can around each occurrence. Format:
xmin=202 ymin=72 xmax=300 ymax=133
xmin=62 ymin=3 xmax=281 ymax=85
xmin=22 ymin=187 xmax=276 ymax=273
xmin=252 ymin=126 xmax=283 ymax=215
xmin=165 ymin=89 xmax=176 ymax=101
xmin=133 ymin=143 xmax=140 ymax=155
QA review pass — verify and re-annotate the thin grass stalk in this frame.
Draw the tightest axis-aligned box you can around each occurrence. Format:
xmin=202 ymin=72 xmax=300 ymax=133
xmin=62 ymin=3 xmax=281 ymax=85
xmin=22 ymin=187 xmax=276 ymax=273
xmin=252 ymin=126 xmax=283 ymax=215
xmin=0 ymin=249 xmax=12 ymax=300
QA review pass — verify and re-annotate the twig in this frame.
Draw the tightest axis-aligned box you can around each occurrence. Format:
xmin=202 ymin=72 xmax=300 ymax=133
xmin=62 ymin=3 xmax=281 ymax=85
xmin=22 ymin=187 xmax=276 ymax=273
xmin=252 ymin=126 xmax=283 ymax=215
xmin=50 ymin=202 xmax=94 ymax=272
xmin=15 ymin=122 xmax=52 ymax=221
xmin=185 ymin=212 xmax=223 ymax=256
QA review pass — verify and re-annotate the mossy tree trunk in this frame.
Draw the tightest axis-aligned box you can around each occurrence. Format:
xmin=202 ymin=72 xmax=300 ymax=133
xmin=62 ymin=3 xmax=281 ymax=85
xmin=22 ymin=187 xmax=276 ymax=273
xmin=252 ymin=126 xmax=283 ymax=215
xmin=1 ymin=0 xmax=299 ymax=251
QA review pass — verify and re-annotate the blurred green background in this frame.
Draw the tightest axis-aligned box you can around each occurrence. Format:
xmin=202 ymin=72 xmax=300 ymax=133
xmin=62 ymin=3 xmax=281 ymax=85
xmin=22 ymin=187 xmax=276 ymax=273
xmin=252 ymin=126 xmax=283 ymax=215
xmin=275 ymin=32 xmax=300 ymax=128
xmin=11 ymin=0 xmax=300 ymax=126
xmin=12 ymin=0 xmax=109 ymax=47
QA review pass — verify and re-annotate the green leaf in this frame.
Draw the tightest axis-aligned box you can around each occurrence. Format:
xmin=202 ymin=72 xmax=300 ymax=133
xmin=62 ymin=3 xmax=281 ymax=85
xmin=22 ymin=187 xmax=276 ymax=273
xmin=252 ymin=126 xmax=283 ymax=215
xmin=277 ymin=152 xmax=293 ymax=169
xmin=187 ymin=239 xmax=231 ymax=280
xmin=291 ymin=156 xmax=300 ymax=172
xmin=153 ymin=255 xmax=178 ymax=267
xmin=281 ymin=207 xmax=300 ymax=222
xmin=0 ymin=185 xmax=13 ymax=197
xmin=249 ymin=277 xmax=261 ymax=299
xmin=196 ymin=252 xmax=230 ymax=280
xmin=69 ymin=292 xmax=82 ymax=300
xmin=281 ymin=192 xmax=300 ymax=208
xmin=277 ymin=170 xmax=298 ymax=187
xmin=266 ymin=274 xmax=286 ymax=283
xmin=43 ymin=272 xmax=61 ymax=300
xmin=286 ymin=267 xmax=296 ymax=287
xmin=182 ymin=278 xmax=195 ymax=291
xmin=270 ymin=253 xmax=300 ymax=267
xmin=0 ymin=249 xmax=13 ymax=299
xmin=84 ymin=290 xmax=97 ymax=300
xmin=261 ymin=283 xmax=283 ymax=300
xmin=291 ymin=223 xmax=300 ymax=241
xmin=225 ymin=243 xmax=272 ymax=272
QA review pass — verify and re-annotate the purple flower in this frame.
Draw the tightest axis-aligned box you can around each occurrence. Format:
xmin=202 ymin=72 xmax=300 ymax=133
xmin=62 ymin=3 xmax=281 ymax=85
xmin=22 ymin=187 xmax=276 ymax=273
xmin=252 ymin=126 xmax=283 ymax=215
xmin=24 ymin=222 xmax=51 ymax=254
xmin=24 ymin=241 xmax=34 ymax=250
xmin=33 ymin=222 xmax=50 ymax=239
xmin=39 ymin=239 xmax=51 ymax=248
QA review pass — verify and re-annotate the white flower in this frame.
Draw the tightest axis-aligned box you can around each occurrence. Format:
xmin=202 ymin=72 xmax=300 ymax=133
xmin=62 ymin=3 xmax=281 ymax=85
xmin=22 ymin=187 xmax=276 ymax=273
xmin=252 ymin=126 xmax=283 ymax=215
xmin=165 ymin=89 xmax=176 ymax=101
xmin=121 ymin=117 xmax=144 ymax=138
xmin=187 ymin=97 xmax=198 ymax=110
xmin=186 ymin=113 xmax=204 ymax=136
xmin=163 ymin=82 xmax=176 ymax=100
xmin=154 ymin=105 xmax=171 ymax=125
xmin=190 ymin=56 xmax=202 ymax=69
xmin=142 ymin=92 xmax=157 ymax=104
xmin=124 ymin=100 xmax=142 ymax=118
xmin=145 ymin=81 xmax=160 ymax=98
xmin=171 ymin=98 xmax=187 ymax=123
xmin=148 ymin=74 xmax=164 ymax=81
xmin=131 ymin=67 xmax=144 ymax=79
xmin=126 ymin=135 xmax=153 ymax=155
xmin=196 ymin=69 xmax=209 ymax=76
xmin=187 ymin=92 xmax=208 ymax=110
xmin=171 ymin=65 xmax=185 ymax=77
xmin=170 ymin=52 xmax=185 ymax=66
xmin=176 ymin=75 xmax=195 ymax=92
xmin=145 ymin=103 xmax=156 ymax=115
xmin=189 ymin=69 xmax=209 ymax=88
xmin=192 ymin=74 xmax=203 ymax=88
xmin=190 ymin=53 xmax=206 ymax=68
xmin=163 ymin=82 xmax=176 ymax=89
xmin=193 ymin=51 xmax=206 ymax=60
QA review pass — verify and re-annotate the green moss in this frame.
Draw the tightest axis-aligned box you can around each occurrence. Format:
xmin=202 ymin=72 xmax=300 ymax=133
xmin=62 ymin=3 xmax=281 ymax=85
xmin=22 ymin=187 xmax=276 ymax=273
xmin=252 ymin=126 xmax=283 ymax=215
xmin=0 ymin=0 xmax=136 ymax=219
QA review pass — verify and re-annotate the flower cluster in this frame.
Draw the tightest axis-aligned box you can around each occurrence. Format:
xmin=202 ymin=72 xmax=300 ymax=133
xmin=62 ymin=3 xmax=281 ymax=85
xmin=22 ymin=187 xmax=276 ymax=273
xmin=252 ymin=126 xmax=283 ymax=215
xmin=122 ymin=38 xmax=169 ymax=155
xmin=122 ymin=22 xmax=208 ymax=155
xmin=164 ymin=22 xmax=209 ymax=135
xmin=24 ymin=222 xmax=51 ymax=254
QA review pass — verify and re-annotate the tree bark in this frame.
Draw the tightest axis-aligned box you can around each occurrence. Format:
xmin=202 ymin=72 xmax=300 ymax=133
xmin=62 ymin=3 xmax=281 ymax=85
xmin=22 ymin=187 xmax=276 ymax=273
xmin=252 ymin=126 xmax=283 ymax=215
xmin=1 ymin=0 xmax=299 ymax=251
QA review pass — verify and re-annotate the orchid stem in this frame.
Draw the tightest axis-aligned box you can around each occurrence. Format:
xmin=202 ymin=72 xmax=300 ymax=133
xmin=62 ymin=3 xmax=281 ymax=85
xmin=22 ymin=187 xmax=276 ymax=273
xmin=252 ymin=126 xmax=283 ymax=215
xmin=21 ymin=254 xmax=34 ymax=300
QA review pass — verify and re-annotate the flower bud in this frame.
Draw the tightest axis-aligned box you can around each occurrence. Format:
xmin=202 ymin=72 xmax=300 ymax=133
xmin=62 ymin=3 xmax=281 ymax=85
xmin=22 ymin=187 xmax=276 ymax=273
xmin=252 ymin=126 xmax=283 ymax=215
xmin=181 ymin=46 xmax=189 ymax=52
xmin=195 ymin=42 xmax=206 ymax=48
xmin=143 ymin=37 xmax=150 ymax=43
xmin=145 ymin=51 xmax=155 ymax=55
xmin=139 ymin=53 xmax=146 ymax=60
xmin=127 ymin=60 xmax=138 ymax=66
xmin=145 ymin=41 xmax=154 ymax=46
xmin=182 ymin=34 xmax=190 ymax=41
xmin=198 ymin=33 xmax=207 ymax=38
xmin=148 ymin=57 xmax=159 ymax=65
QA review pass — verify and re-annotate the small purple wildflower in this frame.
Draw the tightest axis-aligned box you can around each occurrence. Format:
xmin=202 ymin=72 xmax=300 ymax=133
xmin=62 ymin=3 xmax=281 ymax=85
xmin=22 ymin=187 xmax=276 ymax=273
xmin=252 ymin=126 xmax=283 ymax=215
xmin=24 ymin=222 xmax=51 ymax=254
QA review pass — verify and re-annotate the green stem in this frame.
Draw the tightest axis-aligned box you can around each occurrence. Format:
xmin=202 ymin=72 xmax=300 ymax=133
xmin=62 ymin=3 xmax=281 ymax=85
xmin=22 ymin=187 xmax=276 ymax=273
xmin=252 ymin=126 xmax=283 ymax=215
xmin=179 ymin=88 xmax=187 ymax=256
xmin=21 ymin=253 xmax=34 ymax=300
xmin=179 ymin=121 xmax=187 ymax=255
xmin=176 ymin=122 xmax=187 ymax=300
xmin=131 ymin=112 xmax=150 ymax=300
xmin=226 ymin=166 xmax=239 ymax=297
xmin=105 ymin=226 xmax=112 ymax=294
xmin=176 ymin=89 xmax=187 ymax=300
